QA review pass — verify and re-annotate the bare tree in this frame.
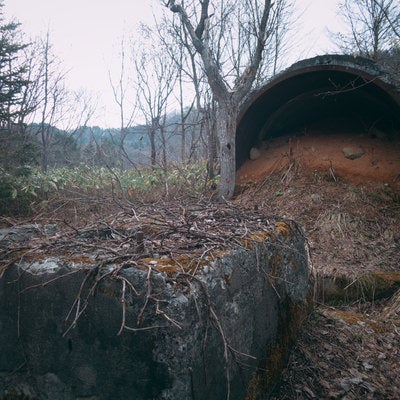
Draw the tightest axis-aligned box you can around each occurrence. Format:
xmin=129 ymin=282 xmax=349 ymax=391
xmin=258 ymin=0 xmax=295 ymax=80
xmin=176 ymin=41 xmax=193 ymax=163
xmin=109 ymin=37 xmax=138 ymax=170
xmin=334 ymin=0 xmax=400 ymax=60
xmin=33 ymin=32 xmax=68 ymax=171
xmin=133 ymin=26 xmax=177 ymax=170
xmin=155 ymin=17 xmax=210 ymax=174
xmin=163 ymin=0 xmax=280 ymax=200
xmin=32 ymin=32 xmax=96 ymax=171
xmin=13 ymin=40 xmax=41 ymax=128
xmin=372 ymin=0 xmax=400 ymax=38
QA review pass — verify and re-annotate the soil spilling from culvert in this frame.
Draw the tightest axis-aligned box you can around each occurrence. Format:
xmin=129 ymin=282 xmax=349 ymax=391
xmin=237 ymin=130 xmax=400 ymax=189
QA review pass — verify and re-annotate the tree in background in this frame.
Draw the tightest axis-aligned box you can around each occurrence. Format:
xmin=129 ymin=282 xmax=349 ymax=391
xmin=0 ymin=11 xmax=94 ymax=174
xmin=33 ymin=32 xmax=68 ymax=172
xmin=163 ymin=0 xmax=290 ymax=200
xmin=0 ymin=2 xmax=38 ymax=214
xmin=334 ymin=0 xmax=400 ymax=60
xmin=109 ymin=37 xmax=138 ymax=171
xmin=0 ymin=1 xmax=36 ymax=177
xmin=372 ymin=0 xmax=400 ymax=38
xmin=256 ymin=0 xmax=295 ymax=81
xmin=370 ymin=0 xmax=400 ymax=84
xmin=29 ymin=32 xmax=96 ymax=172
xmin=0 ymin=1 xmax=29 ymax=127
xmin=157 ymin=15 xmax=218 ymax=179
xmin=160 ymin=20 xmax=197 ymax=164
xmin=133 ymin=25 xmax=177 ymax=170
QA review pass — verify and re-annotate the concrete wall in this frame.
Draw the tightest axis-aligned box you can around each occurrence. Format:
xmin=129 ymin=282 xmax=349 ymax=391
xmin=0 ymin=220 xmax=311 ymax=400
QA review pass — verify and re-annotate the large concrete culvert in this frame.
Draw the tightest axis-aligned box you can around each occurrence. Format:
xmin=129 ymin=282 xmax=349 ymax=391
xmin=236 ymin=55 xmax=400 ymax=170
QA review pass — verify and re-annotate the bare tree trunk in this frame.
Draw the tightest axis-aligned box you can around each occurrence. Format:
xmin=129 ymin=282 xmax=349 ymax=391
xmin=109 ymin=38 xmax=137 ymax=171
xmin=149 ymin=124 xmax=157 ymax=169
xmin=178 ymin=62 xmax=186 ymax=163
xmin=161 ymin=128 xmax=167 ymax=171
xmin=216 ymin=99 xmax=237 ymax=199
xmin=205 ymin=104 xmax=218 ymax=181
xmin=39 ymin=33 xmax=50 ymax=172
xmin=41 ymin=128 xmax=49 ymax=172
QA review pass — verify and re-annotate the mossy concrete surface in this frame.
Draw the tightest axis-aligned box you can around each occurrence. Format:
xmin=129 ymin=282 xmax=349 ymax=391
xmin=0 ymin=221 xmax=311 ymax=400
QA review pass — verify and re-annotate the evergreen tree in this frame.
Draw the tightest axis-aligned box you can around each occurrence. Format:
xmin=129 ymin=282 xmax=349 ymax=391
xmin=0 ymin=1 xmax=29 ymax=126
xmin=0 ymin=2 xmax=36 ymax=216
xmin=0 ymin=1 xmax=33 ymax=173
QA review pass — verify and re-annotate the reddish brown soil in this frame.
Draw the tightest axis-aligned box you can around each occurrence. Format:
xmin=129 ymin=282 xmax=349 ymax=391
xmin=237 ymin=131 xmax=400 ymax=189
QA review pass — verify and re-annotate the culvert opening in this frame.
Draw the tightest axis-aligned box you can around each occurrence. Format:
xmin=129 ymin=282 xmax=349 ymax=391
xmin=236 ymin=55 xmax=400 ymax=182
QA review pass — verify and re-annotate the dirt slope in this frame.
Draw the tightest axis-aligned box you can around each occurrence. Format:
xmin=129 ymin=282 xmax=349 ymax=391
xmin=235 ymin=131 xmax=400 ymax=399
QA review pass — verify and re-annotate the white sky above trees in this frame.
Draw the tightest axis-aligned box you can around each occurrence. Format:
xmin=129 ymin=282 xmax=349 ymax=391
xmin=4 ymin=0 xmax=342 ymax=128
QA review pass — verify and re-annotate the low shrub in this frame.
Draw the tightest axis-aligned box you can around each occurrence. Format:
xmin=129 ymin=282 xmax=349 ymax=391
xmin=1 ymin=163 xmax=219 ymax=216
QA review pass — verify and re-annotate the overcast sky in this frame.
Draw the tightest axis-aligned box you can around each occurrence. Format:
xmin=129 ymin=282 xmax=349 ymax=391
xmin=4 ymin=0 xmax=342 ymax=128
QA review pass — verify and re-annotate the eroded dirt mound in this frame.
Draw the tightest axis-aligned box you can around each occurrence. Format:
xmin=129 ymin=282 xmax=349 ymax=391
xmin=235 ymin=131 xmax=400 ymax=399
xmin=237 ymin=131 xmax=400 ymax=189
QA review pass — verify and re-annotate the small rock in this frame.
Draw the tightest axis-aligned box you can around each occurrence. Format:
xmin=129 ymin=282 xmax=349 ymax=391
xmin=310 ymin=193 xmax=321 ymax=202
xmin=44 ymin=224 xmax=58 ymax=235
xmin=0 ymin=224 xmax=39 ymax=246
xmin=342 ymin=146 xmax=365 ymax=160
xmin=23 ymin=258 xmax=62 ymax=275
xmin=339 ymin=378 xmax=351 ymax=392
xmin=249 ymin=147 xmax=261 ymax=160
xmin=362 ymin=362 xmax=374 ymax=370
xmin=349 ymin=377 xmax=363 ymax=385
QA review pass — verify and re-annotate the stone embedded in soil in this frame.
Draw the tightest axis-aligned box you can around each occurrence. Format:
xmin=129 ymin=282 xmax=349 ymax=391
xmin=0 ymin=221 xmax=311 ymax=400
xmin=342 ymin=146 xmax=365 ymax=160
xmin=249 ymin=146 xmax=261 ymax=160
xmin=0 ymin=224 xmax=40 ymax=246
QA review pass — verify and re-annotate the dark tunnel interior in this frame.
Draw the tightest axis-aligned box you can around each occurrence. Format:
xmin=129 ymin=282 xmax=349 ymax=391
xmin=236 ymin=61 xmax=400 ymax=168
